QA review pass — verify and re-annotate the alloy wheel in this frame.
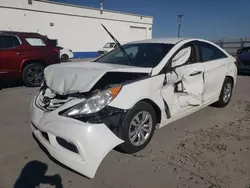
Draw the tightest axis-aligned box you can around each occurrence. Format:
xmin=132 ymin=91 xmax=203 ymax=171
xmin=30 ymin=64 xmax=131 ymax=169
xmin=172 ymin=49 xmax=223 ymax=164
xmin=27 ymin=67 xmax=44 ymax=86
xmin=129 ymin=111 xmax=153 ymax=146
xmin=222 ymin=82 xmax=232 ymax=103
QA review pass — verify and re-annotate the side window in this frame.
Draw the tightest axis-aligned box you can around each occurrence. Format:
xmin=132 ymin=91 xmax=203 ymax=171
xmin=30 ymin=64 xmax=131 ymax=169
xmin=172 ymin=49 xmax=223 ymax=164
xmin=124 ymin=46 xmax=138 ymax=58
xmin=0 ymin=35 xmax=21 ymax=49
xmin=25 ymin=38 xmax=46 ymax=46
xmin=199 ymin=42 xmax=227 ymax=62
xmin=171 ymin=44 xmax=196 ymax=68
xmin=115 ymin=46 xmax=138 ymax=58
xmin=110 ymin=43 xmax=115 ymax=48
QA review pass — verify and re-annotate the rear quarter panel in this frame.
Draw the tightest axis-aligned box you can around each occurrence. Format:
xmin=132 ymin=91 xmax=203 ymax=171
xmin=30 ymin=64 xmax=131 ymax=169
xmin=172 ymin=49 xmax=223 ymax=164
xmin=226 ymin=57 xmax=238 ymax=88
xmin=19 ymin=40 xmax=60 ymax=71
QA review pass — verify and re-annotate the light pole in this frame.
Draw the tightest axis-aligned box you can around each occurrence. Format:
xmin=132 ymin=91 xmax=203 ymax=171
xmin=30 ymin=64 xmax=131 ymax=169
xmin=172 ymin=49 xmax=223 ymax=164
xmin=100 ymin=0 xmax=103 ymax=14
xmin=177 ymin=14 xmax=184 ymax=37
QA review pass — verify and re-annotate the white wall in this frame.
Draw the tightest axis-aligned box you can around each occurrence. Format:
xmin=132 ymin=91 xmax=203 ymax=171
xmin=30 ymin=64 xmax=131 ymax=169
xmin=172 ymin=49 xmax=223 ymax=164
xmin=0 ymin=0 xmax=153 ymax=53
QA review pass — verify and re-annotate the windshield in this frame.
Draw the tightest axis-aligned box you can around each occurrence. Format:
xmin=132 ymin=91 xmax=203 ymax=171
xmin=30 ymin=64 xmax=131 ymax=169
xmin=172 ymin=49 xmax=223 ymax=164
xmin=94 ymin=43 xmax=174 ymax=67
xmin=103 ymin=42 xmax=115 ymax=48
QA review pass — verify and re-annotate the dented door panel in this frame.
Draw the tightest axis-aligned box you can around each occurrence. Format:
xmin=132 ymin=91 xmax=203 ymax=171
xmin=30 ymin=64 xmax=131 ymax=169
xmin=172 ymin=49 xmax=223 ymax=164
xmin=161 ymin=63 xmax=205 ymax=117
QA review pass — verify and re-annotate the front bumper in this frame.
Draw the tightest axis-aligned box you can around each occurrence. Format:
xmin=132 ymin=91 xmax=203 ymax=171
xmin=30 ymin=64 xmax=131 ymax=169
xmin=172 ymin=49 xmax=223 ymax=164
xmin=30 ymin=96 xmax=123 ymax=179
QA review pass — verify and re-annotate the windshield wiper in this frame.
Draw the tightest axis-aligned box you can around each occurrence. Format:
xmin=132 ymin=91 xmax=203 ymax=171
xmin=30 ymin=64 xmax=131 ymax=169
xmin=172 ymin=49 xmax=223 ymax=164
xmin=101 ymin=24 xmax=132 ymax=65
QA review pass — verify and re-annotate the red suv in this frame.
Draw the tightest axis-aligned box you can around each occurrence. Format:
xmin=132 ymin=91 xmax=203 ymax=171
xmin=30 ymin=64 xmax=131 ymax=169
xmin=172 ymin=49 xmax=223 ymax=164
xmin=0 ymin=31 xmax=60 ymax=87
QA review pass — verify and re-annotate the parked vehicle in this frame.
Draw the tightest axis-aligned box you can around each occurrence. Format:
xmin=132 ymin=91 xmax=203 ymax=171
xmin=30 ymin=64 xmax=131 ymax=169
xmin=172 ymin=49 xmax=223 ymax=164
xmin=58 ymin=46 xmax=74 ymax=62
xmin=97 ymin=42 xmax=117 ymax=56
xmin=236 ymin=47 xmax=250 ymax=73
xmin=30 ymin=36 xmax=237 ymax=179
xmin=0 ymin=31 xmax=60 ymax=87
xmin=236 ymin=46 xmax=250 ymax=55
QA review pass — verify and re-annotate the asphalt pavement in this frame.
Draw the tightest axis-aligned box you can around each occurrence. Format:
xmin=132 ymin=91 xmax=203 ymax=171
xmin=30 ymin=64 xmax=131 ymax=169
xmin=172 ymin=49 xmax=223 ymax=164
xmin=0 ymin=75 xmax=250 ymax=188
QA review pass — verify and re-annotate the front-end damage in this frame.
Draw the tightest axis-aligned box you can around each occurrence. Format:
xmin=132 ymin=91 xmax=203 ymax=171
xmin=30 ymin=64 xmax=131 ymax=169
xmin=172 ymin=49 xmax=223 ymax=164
xmin=31 ymin=107 xmax=124 ymax=179
xmin=30 ymin=64 xmax=151 ymax=178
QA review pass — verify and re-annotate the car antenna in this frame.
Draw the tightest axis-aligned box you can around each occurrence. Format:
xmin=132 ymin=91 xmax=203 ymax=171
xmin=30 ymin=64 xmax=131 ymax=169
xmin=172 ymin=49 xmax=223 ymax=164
xmin=101 ymin=24 xmax=132 ymax=65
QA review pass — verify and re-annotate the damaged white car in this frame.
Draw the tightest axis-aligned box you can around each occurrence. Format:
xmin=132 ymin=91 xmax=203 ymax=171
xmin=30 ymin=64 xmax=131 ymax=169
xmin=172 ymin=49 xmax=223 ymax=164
xmin=30 ymin=37 xmax=237 ymax=179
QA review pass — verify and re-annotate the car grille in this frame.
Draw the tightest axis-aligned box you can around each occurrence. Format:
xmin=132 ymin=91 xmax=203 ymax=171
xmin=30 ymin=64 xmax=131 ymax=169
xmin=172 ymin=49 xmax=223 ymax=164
xmin=36 ymin=90 xmax=72 ymax=111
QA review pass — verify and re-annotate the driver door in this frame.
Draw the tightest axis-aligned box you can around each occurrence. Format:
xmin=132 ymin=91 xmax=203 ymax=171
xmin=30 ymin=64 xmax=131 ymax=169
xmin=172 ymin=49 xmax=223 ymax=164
xmin=161 ymin=42 xmax=205 ymax=118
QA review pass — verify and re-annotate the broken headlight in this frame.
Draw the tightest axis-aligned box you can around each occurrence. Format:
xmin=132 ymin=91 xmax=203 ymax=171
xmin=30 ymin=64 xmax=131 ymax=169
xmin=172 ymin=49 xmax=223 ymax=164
xmin=62 ymin=85 xmax=122 ymax=116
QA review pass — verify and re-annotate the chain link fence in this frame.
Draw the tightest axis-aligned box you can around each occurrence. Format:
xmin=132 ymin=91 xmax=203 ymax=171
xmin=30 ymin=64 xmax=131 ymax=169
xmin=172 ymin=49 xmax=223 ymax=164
xmin=210 ymin=37 xmax=250 ymax=55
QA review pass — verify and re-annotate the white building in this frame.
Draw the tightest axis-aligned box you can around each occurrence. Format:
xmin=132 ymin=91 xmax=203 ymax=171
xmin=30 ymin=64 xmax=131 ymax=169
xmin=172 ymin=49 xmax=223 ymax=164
xmin=0 ymin=0 xmax=153 ymax=58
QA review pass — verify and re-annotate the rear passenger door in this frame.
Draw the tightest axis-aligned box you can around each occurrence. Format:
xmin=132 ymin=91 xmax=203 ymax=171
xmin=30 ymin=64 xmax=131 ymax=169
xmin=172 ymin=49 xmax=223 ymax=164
xmin=197 ymin=41 xmax=229 ymax=103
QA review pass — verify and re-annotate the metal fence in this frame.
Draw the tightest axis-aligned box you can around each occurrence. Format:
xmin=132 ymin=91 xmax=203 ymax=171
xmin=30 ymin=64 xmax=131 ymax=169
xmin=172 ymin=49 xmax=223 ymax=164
xmin=210 ymin=37 xmax=250 ymax=55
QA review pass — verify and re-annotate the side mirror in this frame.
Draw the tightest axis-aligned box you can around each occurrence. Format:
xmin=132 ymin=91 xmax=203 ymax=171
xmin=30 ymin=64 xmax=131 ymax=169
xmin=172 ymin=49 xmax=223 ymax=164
xmin=171 ymin=47 xmax=191 ymax=68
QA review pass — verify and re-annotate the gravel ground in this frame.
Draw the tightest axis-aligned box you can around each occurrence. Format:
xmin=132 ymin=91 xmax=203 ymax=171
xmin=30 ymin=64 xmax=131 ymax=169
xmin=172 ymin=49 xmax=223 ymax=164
xmin=0 ymin=75 xmax=249 ymax=188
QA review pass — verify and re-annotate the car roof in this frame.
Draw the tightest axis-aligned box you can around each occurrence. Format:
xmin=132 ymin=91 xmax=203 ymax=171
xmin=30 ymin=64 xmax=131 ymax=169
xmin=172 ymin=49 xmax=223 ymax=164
xmin=0 ymin=31 xmax=45 ymax=38
xmin=128 ymin=37 xmax=188 ymax=44
xmin=238 ymin=46 xmax=250 ymax=50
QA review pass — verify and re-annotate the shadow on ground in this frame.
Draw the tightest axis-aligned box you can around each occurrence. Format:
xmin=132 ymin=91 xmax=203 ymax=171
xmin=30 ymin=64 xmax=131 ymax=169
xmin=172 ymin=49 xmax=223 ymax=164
xmin=14 ymin=160 xmax=63 ymax=188
xmin=0 ymin=80 xmax=23 ymax=90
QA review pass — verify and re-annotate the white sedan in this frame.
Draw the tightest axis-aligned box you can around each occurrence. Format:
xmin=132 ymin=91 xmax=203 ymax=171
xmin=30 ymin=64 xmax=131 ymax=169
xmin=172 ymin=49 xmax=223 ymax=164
xmin=30 ymin=38 xmax=237 ymax=179
xmin=58 ymin=46 xmax=74 ymax=62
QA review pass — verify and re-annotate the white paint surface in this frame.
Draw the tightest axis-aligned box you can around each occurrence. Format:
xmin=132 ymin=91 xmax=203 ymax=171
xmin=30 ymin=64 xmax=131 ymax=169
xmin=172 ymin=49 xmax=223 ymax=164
xmin=0 ymin=0 xmax=153 ymax=52
xmin=30 ymin=95 xmax=123 ymax=179
xmin=30 ymin=38 xmax=238 ymax=179
xmin=60 ymin=48 xmax=74 ymax=59
xmin=44 ymin=61 xmax=152 ymax=94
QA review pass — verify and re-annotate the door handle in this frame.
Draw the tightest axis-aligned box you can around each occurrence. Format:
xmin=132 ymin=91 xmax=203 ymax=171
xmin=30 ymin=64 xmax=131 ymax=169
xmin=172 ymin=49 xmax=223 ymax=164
xmin=17 ymin=52 xmax=24 ymax=55
xmin=189 ymin=71 xmax=202 ymax=76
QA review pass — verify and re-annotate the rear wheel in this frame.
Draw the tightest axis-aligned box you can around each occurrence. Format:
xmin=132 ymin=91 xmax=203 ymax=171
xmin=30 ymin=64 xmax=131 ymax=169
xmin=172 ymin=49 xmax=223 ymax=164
xmin=61 ymin=54 xmax=69 ymax=62
xmin=213 ymin=77 xmax=233 ymax=107
xmin=117 ymin=101 xmax=157 ymax=154
xmin=22 ymin=63 xmax=45 ymax=87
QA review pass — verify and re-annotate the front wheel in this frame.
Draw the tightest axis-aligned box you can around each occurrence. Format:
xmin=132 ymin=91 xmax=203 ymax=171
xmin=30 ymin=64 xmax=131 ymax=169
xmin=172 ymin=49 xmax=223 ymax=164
xmin=213 ymin=77 xmax=233 ymax=107
xmin=117 ymin=101 xmax=157 ymax=154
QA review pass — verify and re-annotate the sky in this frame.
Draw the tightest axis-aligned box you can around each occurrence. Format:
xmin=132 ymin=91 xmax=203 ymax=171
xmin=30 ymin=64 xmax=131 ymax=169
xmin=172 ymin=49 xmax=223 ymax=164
xmin=53 ymin=0 xmax=250 ymax=39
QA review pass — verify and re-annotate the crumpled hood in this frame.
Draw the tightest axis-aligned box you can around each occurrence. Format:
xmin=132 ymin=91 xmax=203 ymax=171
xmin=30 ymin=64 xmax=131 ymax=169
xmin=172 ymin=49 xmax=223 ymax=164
xmin=44 ymin=61 xmax=152 ymax=95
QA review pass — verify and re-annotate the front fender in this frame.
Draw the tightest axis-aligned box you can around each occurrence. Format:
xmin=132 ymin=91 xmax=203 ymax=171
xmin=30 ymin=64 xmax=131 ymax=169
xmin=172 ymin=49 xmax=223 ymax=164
xmin=109 ymin=75 xmax=168 ymax=124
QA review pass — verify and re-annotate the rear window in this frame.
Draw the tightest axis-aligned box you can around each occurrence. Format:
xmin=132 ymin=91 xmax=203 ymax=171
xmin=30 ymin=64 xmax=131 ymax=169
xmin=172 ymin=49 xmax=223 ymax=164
xmin=0 ymin=35 xmax=21 ymax=49
xmin=47 ymin=39 xmax=58 ymax=47
xmin=57 ymin=46 xmax=63 ymax=50
xmin=25 ymin=38 xmax=46 ymax=46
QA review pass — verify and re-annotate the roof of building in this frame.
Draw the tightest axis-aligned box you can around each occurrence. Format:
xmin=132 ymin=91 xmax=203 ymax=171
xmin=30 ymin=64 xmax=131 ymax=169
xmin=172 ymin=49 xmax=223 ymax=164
xmin=37 ymin=0 xmax=153 ymax=19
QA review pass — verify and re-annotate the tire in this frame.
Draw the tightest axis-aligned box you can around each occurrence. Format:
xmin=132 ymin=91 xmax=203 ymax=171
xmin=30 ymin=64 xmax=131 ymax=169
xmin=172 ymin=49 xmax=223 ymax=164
xmin=117 ymin=101 xmax=157 ymax=154
xmin=61 ymin=54 xmax=69 ymax=62
xmin=213 ymin=77 xmax=233 ymax=107
xmin=22 ymin=63 xmax=45 ymax=87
